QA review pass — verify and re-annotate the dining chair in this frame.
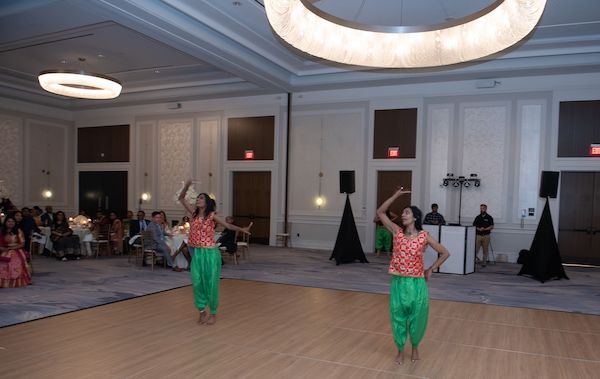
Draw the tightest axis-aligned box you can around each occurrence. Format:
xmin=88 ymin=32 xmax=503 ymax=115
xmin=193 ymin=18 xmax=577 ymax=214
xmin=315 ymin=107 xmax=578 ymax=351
xmin=92 ymin=224 xmax=111 ymax=258
xmin=236 ymin=225 xmax=252 ymax=260
xmin=275 ymin=222 xmax=292 ymax=248
xmin=140 ymin=230 xmax=166 ymax=271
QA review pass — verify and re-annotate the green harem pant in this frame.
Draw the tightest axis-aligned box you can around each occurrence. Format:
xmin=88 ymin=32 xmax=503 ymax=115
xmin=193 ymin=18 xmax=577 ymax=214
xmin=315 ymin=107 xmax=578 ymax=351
xmin=190 ymin=247 xmax=221 ymax=315
xmin=389 ymin=275 xmax=429 ymax=350
xmin=375 ymin=226 xmax=392 ymax=252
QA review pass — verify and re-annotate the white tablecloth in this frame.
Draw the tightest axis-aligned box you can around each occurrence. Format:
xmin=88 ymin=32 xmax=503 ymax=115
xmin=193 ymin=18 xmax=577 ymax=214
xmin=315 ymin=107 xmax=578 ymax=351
xmin=166 ymin=233 xmax=189 ymax=269
xmin=72 ymin=227 xmax=93 ymax=256
xmin=36 ymin=226 xmax=93 ymax=256
xmin=129 ymin=232 xmax=222 ymax=269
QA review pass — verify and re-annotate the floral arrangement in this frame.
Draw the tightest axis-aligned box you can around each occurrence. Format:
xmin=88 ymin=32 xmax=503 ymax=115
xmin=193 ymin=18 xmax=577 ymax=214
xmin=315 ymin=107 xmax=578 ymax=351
xmin=173 ymin=182 xmax=199 ymax=203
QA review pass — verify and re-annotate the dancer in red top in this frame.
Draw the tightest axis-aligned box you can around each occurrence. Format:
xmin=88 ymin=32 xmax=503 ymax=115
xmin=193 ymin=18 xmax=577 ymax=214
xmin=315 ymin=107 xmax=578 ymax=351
xmin=179 ymin=179 xmax=251 ymax=325
xmin=376 ymin=187 xmax=449 ymax=365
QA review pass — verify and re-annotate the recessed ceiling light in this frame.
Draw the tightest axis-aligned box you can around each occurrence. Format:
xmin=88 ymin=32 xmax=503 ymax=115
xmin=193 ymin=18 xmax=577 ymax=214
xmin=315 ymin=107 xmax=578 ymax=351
xmin=97 ymin=54 xmax=105 ymax=58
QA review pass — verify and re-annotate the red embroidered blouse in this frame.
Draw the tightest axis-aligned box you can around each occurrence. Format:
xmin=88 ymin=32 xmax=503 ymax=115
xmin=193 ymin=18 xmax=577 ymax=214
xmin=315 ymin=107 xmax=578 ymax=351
xmin=188 ymin=212 xmax=215 ymax=248
xmin=388 ymin=229 xmax=428 ymax=278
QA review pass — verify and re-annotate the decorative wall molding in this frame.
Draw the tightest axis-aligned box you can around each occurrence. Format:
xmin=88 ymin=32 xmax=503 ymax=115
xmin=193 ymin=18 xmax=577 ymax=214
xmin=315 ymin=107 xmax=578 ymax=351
xmin=459 ymin=102 xmax=510 ymax=223
xmin=0 ymin=115 xmax=23 ymax=206
xmin=157 ymin=119 xmax=193 ymax=208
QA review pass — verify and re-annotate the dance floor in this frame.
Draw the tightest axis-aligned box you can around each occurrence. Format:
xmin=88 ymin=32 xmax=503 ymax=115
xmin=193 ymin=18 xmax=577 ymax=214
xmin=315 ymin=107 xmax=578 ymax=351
xmin=2 ymin=246 xmax=599 ymax=328
xmin=1 ymin=280 xmax=598 ymax=379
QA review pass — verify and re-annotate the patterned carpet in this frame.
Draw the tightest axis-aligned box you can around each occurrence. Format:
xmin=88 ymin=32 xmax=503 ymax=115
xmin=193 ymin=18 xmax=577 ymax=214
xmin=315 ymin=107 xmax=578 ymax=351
xmin=1 ymin=246 xmax=598 ymax=327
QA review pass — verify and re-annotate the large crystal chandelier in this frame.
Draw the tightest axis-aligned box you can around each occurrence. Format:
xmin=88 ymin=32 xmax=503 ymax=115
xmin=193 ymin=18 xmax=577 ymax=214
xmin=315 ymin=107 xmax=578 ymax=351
xmin=264 ymin=0 xmax=547 ymax=68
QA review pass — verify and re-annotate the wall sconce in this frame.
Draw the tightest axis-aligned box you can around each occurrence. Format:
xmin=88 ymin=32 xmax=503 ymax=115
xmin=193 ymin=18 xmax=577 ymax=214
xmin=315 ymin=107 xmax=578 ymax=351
xmin=41 ymin=169 xmax=52 ymax=200
xmin=316 ymin=171 xmax=325 ymax=208
xmin=141 ymin=192 xmax=150 ymax=201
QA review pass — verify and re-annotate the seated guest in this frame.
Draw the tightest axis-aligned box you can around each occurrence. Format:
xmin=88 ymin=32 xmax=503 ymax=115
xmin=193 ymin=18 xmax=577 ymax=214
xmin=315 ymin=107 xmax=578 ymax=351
xmin=15 ymin=208 xmax=40 ymax=253
xmin=423 ymin=203 xmax=446 ymax=225
xmin=32 ymin=206 xmax=43 ymax=226
xmin=123 ymin=210 xmax=134 ymax=236
xmin=51 ymin=211 xmax=81 ymax=261
xmin=93 ymin=209 xmax=110 ymax=225
xmin=129 ymin=210 xmax=149 ymax=238
xmin=41 ymin=205 xmax=54 ymax=226
xmin=217 ymin=216 xmax=238 ymax=255
xmin=0 ymin=216 xmax=32 ymax=288
xmin=159 ymin=210 xmax=172 ymax=234
xmin=108 ymin=211 xmax=124 ymax=255
xmin=145 ymin=211 xmax=174 ymax=268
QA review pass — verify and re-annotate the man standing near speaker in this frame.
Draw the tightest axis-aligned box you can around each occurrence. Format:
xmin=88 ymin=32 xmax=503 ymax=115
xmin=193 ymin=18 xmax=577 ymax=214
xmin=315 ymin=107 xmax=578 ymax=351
xmin=473 ymin=204 xmax=494 ymax=267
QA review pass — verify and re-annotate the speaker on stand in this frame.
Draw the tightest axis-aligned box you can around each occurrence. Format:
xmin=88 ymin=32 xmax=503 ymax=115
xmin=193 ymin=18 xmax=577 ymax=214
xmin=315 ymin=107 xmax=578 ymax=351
xmin=539 ymin=171 xmax=559 ymax=198
xmin=339 ymin=171 xmax=355 ymax=194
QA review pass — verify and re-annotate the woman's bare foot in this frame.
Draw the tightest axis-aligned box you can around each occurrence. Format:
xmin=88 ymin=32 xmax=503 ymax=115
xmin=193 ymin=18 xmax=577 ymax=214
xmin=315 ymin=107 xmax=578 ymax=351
xmin=197 ymin=310 xmax=207 ymax=324
xmin=206 ymin=314 xmax=217 ymax=325
xmin=395 ymin=351 xmax=404 ymax=365
xmin=411 ymin=348 xmax=420 ymax=362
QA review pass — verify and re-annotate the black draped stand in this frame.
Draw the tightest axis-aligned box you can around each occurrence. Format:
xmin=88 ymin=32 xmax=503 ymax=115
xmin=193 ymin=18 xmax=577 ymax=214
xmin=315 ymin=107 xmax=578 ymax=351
xmin=330 ymin=195 xmax=368 ymax=265
xmin=518 ymin=198 xmax=569 ymax=283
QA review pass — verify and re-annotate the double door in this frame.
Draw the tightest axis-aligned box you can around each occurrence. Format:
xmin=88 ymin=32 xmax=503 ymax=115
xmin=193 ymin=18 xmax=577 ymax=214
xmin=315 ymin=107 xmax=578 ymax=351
xmin=232 ymin=171 xmax=271 ymax=245
xmin=79 ymin=171 xmax=128 ymax=218
xmin=558 ymin=172 xmax=600 ymax=265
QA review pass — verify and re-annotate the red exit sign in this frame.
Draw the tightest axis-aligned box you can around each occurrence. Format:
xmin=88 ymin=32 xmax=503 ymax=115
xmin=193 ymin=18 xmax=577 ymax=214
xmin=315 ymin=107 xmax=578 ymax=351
xmin=591 ymin=144 xmax=600 ymax=156
xmin=388 ymin=147 xmax=399 ymax=158
xmin=244 ymin=150 xmax=255 ymax=159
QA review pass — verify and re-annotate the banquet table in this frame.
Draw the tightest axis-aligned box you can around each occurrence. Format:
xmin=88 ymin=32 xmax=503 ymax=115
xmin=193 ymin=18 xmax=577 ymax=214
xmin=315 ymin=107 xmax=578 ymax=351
xmin=129 ymin=230 xmax=222 ymax=269
xmin=36 ymin=226 xmax=93 ymax=256
xmin=166 ymin=232 xmax=189 ymax=269
xmin=71 ymin=226 xmax=93 ymax=256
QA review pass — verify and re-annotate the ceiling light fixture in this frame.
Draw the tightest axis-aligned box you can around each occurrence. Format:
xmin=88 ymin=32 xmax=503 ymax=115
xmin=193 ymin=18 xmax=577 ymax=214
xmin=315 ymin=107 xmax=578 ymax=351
xmin=264 ymin=0 xmax=547 ymax=68
xmin=38 ymin=58 xmax=122 ymax=99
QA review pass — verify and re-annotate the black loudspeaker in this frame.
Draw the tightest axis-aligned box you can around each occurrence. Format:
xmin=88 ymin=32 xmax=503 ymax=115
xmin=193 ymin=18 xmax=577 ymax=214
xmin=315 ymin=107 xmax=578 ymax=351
xmin=339 ymin=171 xmax=355 ymax=194
xmin=539 ymin=171 xmax=559 ymax=198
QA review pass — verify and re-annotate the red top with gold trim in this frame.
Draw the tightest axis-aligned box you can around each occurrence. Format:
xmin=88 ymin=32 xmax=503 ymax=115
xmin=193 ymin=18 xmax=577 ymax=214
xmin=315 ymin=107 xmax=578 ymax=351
xmin=188 ymin=212 xmax=215 ymax=248
xmin=388 ymin=229 xmax=428 ymax=278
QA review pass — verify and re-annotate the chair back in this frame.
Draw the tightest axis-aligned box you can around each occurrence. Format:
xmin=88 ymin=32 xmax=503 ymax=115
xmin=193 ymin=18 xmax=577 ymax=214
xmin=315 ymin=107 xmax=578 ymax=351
xmin=236 ymin=223 xmax=253 ymax=244
xmin=140 ymin=230 xmax=155 ymax=250
xmin=95 ymin=223 xmax=111 ymax=241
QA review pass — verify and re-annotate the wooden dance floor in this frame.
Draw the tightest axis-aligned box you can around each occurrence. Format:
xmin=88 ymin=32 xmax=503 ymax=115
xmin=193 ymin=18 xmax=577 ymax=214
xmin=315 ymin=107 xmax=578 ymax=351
xmin=1 ymin=279 xmax=598 ymax=378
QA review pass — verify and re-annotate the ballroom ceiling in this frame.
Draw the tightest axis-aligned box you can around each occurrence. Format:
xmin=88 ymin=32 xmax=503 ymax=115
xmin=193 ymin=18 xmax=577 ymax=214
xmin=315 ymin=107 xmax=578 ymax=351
xmin=1 ymin=0 xmax=599 ymax=109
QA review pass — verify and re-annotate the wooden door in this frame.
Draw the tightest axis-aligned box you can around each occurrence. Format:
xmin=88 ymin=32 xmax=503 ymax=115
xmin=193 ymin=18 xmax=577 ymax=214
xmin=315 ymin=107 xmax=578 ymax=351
xmin=377 ymin=171 xmax=412 ymax=221
xmin=558 ymin=172 xmax=600 ymax=265
xmin=79 ymin=171 xmax=128 ymax=219
xmin=232 ymin=172 xmax=271 ymax=245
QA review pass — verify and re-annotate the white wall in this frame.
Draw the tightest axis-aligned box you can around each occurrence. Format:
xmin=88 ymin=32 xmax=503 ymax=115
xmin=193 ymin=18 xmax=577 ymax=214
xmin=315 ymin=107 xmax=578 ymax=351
xmin=3 ymin=72 xmax=600 ymax=261
xmin=0 ymin=103 xmax=74 ymax=214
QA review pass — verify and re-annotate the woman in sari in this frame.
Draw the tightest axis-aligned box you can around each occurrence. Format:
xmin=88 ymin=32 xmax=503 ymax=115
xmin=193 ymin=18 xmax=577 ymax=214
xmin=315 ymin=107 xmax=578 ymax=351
xmin=0 ymin=216 xmax=32 ymax=288
xmin=109 ymin=211 xmax=124 ymax=255
xmin=51 ymin=211 xmax=81 ymax=261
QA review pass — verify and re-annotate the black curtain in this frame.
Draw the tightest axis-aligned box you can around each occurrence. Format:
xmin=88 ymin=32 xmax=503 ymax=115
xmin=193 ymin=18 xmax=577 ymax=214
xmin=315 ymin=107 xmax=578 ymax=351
xmin=518 ymin=198 xmax=569 ymax=282
xmin=330 ymin=195 xmax=368 ymax=265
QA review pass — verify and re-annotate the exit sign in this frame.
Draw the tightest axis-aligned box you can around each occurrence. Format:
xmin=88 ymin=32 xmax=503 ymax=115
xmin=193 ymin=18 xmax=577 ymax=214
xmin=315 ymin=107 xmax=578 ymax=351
xmin=244 ymin=150 xmax=255 ymax=159
xmin=591 ymin=144 xmax=600 ymax=156
xmin=388 ymin=147 xmax=399 ymax=158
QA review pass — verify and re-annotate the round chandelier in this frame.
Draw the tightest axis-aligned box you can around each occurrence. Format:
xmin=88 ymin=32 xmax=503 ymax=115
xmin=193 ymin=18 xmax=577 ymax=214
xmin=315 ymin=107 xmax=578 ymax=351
xmin=38 ymin=70 xmax=122 ymax=99
xmin=264 ymin=0 xmax=547 ymax=68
